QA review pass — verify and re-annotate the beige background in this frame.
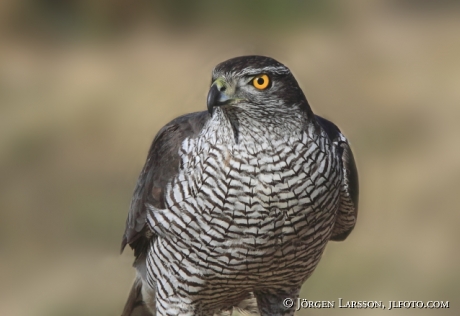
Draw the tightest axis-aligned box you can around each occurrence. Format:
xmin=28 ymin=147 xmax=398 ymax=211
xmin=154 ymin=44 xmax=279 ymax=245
xmin=1 ymin=1 xmax=459 ymax=315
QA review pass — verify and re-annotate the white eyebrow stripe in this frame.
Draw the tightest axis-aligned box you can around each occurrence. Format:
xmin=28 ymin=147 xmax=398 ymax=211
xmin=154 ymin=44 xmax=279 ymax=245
xmin=212 ymin=65 xmax=291 ymax=79
xmin=238 ymin=66 xmax=290 ymax=76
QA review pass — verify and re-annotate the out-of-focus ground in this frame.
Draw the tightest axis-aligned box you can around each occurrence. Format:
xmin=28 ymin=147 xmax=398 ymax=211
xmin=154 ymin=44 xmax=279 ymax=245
xmin=1 ymin=1 xmax=459 ymax=315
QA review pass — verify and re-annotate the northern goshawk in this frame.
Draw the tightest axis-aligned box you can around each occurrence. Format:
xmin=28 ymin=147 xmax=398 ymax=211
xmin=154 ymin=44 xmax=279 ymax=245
xmin=121 ymin=56 xmax=359 ymax=316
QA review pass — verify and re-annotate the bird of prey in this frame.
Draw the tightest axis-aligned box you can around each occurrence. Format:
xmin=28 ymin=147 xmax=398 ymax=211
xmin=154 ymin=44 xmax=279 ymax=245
xmin=121 ymin=56 xmax=358 ymax=316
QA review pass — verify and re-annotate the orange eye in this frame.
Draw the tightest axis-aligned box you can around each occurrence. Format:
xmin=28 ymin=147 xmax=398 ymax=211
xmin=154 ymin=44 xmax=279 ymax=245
xmin=252 ymin=74 xmax=270 ymax=90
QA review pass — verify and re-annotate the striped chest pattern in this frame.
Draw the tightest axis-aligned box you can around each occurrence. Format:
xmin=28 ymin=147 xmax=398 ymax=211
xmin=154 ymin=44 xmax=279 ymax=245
xmin=146 ymin=120 xmax=342 ymax=289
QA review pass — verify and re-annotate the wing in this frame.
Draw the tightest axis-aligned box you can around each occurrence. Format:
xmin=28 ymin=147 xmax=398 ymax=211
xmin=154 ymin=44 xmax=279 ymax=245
xmin=315 ymin=115 xmax=359 ymax=241
xmin=121 ymin=111 xmax=209 ymax=256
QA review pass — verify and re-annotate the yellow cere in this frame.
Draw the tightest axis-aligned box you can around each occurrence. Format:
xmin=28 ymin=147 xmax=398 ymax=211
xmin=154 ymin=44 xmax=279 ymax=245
xmin=252 ymin=74 xmax=270 ymax=90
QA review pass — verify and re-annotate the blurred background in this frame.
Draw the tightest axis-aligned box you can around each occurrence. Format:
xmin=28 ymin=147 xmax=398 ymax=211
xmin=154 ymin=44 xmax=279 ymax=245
xmin=1 ymin=0 xmax=459 ymax=315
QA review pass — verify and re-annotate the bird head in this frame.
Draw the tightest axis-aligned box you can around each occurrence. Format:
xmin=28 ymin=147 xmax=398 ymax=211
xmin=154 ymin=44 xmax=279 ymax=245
xmin=207 ymin=56 xmax=311 ymax=116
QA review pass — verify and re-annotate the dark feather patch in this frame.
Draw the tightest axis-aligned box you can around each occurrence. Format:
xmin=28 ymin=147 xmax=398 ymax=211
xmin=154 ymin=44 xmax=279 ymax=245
xmin=315 ymin=115 xmax=359 ymax=242
xmin=121 ymin=111 xmax=209 ymax=254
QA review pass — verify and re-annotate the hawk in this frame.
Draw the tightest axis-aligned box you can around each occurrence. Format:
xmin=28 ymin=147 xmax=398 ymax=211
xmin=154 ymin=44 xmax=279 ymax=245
xmin=121 ymin=56 xmax=359 ymax=316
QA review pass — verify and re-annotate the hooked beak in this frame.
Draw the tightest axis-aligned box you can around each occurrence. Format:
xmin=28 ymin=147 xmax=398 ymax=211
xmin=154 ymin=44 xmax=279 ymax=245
xmin=207 ymin=78 xmax=231 ymax=115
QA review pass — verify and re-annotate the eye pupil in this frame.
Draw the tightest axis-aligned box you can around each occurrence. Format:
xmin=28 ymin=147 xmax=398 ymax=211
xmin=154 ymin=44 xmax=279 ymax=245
xmin=257 ymin=78 xmax=264 ymax=85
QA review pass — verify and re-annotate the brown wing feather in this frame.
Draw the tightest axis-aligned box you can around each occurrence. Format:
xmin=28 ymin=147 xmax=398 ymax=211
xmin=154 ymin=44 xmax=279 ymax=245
xmin=121 ymin=111 xmax=209 ymax=255
xmin=315 ymin=115 xmax=359 ymax=241
xmin=330 ymin=140 xmax=359 ymax=241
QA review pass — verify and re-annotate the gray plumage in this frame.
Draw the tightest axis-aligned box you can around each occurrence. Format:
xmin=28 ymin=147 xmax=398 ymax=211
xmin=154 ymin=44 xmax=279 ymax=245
xmin=121 ymin=56 xmax=358 ymax=316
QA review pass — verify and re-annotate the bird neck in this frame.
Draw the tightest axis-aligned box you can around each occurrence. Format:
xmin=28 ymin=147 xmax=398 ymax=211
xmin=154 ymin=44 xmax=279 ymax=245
xmin=206 ymin=105 xmax=309 ymax=146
